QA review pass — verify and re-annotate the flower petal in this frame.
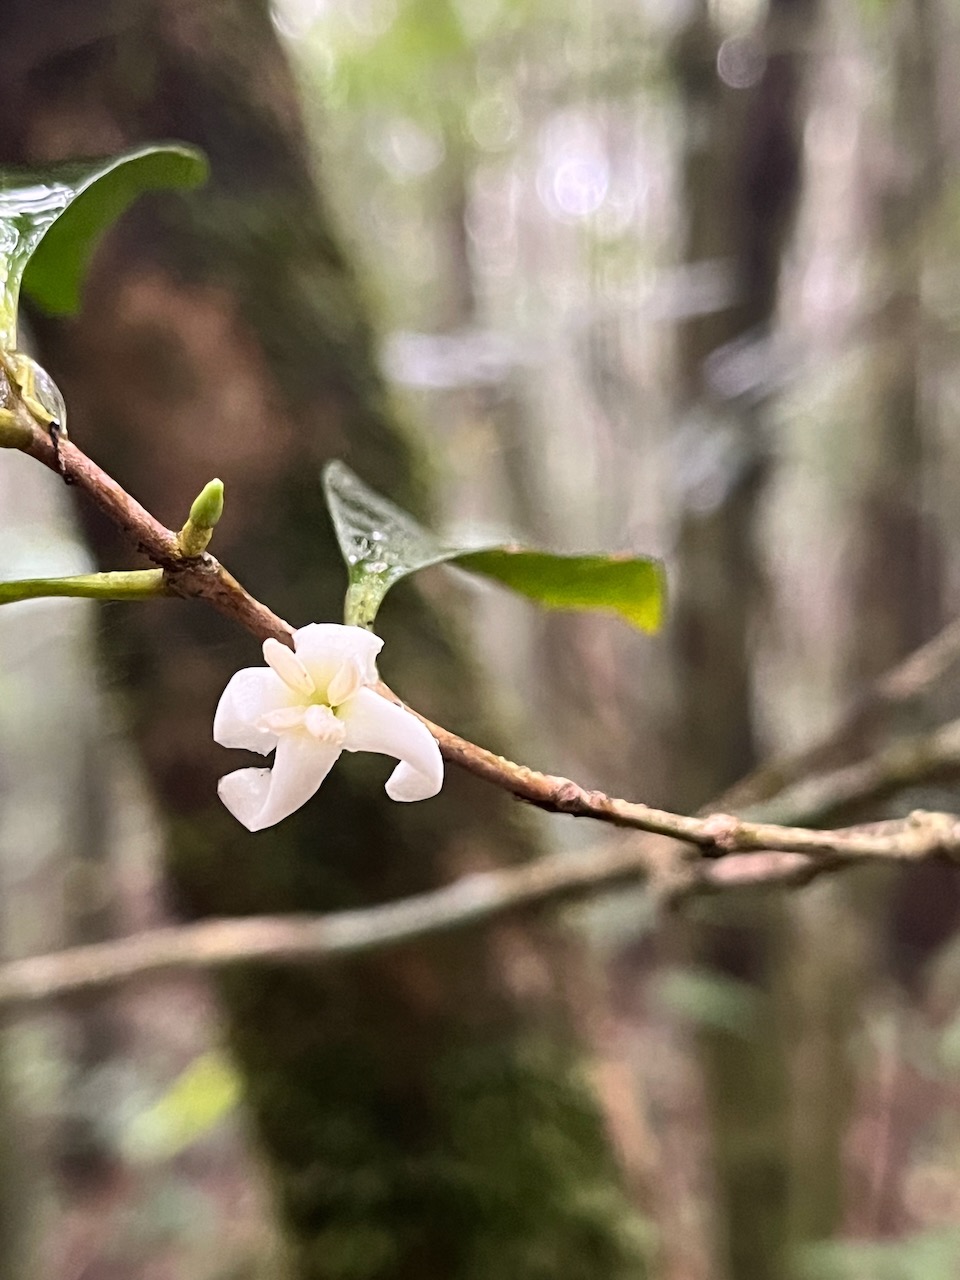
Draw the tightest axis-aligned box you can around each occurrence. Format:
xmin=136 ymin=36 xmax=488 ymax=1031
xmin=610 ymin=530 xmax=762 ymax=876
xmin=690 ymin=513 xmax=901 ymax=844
xmin=217 ymin=733 xmax=341 ymax=831
xmin=384 ymin=759 xmax=444 ymax=803
xmin=293 ymin=624 xmax=383 ymax=696
xmin=340 ymin=687 xmax=443 ymax=802
xmin=214 ymin=668 xmax=297 ymax=754
xmin=327 ymin=657 xmax=365 ymax=708
xmin=263 ymin=637 xmax=315 ymax=696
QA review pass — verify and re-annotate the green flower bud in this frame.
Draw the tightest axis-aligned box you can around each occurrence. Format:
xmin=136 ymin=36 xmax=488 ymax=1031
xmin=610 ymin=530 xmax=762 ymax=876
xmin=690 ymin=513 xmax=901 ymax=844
xmin=179 ymin=479 xmax=224 ymax=555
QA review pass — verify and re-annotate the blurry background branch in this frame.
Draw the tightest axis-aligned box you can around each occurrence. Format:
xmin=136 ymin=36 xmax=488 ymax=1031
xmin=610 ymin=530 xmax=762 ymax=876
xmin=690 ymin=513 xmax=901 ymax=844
xmin=0 ymin=812 xmax=958 ymax=1013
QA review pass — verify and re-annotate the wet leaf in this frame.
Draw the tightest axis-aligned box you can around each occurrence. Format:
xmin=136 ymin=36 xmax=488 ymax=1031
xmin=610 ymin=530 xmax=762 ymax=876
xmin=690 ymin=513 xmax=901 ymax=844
xmin=323 ymin=460 xmax=665 ymax=631
xmin=0 ymin=143 xmax=207 ymax=346
xmin=322 ymin=460 xmax=452 ymax=628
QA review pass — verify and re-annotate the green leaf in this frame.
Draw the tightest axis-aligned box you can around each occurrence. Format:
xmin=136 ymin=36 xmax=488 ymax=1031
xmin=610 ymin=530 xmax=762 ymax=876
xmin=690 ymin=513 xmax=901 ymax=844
xmin=323 ymin=460 xmax=453 ymax=628
xmin=322 ymin=461 xmax=666 ymax=631
xmin=123 ymin=1051 xmax=241 ymax=1162
xmin=651 ymin=967 xmax=760 ymax=1038
xmin=456 ymin=548 xmax=664 ymax=632
xmin=0 ymin=143 xmax=208 ymax=346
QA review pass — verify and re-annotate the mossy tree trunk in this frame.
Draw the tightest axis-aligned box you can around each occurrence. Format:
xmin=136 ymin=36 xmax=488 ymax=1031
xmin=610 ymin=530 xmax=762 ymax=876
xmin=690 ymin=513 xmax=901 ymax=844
xmin=0 ymin=3 xmax=646 ymax=1277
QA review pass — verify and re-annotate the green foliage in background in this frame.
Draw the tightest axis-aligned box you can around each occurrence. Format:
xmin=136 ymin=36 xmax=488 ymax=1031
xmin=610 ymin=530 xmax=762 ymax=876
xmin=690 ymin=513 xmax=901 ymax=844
xmin=313 ymin=0 xmax=535 ymax=121
xmin=799 ymin=1230 xmax=960 ymax=1280
xmin=125 ymin=1052 xmax=241 ymax=1162
xmin=651 ymin=967 xmax=762 ymax=1039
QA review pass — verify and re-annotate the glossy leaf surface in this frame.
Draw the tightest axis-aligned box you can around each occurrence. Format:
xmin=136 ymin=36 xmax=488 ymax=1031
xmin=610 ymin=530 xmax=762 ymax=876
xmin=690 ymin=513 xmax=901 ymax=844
xmin=323 ymin=461 xmax=665 ymax=632
xmin=0 ymin=143 xmax=207 ymax=346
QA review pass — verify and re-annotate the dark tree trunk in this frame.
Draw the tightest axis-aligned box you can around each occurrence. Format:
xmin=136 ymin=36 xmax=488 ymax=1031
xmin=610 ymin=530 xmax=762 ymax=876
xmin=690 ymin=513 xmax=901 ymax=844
xmin=0 ymin=3 xmax=646 ymax=1277
xmin=664 ymin=2 xmax=819 ymax=1275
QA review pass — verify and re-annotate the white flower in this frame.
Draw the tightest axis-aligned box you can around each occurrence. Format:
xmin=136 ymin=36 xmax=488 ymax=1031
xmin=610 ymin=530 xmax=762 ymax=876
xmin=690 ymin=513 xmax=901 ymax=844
xmin=214 ymin=623 xmax=443 ymax=831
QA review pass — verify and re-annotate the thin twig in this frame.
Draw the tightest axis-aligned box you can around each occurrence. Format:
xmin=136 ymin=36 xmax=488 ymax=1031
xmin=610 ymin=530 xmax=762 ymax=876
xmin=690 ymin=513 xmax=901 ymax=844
xmin=12 ymin=399 xmax=293 ymax=642
xmin=0 ymin=569 xmax=167 ymax=606
xmin=734 ymin=718 xmax=960 ymax=827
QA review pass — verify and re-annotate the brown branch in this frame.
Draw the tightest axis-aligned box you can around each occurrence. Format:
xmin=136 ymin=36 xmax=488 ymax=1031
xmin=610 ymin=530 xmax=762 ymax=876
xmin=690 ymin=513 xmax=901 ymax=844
xmin=682 ymin=851 xmax=835 ymax=895
xmin=14 ymin=399 xmax=901 ymax=855
xmin=16 ymin=403 xmax=293 ymax=642
xmin=5 ymin=393 xmax=960 ymax=1007
xmin=14 ymin=397 xmax=960 ymax=843
xmin=22 ymin=419 xmax=181 ymax=562
xmin=0 ymin=843 xmax=653 ymax=1009
xmin=13 ymin=400 xmax=960 ymax=852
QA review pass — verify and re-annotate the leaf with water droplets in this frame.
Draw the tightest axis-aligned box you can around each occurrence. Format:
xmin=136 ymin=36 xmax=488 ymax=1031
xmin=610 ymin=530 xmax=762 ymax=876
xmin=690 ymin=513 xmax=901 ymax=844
xmin=0 ymin=144 xmax=208 ymax=348
xmin=322 ymin=461 xmax=666 ymax=632
xmin=323 ymin=461 xmax=452 ymax=628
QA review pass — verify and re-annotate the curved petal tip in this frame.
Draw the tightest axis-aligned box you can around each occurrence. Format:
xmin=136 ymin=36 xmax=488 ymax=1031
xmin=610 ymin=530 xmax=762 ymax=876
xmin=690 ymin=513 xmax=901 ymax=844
xmin=342 ymin=687 xmax=444 ymax=804
xmin=385 ymin=754 xmax=443 ymax=802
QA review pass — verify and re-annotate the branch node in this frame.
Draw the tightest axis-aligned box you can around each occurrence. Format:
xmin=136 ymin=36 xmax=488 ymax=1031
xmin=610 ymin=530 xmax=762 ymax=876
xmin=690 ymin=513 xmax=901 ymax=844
xmin=700 ymin=812 xmax=742 ymax=853
xmin=908 ymin=809 xmax=960 ymax=856
xmin=553 ymin=781 xmax=584 ymax=812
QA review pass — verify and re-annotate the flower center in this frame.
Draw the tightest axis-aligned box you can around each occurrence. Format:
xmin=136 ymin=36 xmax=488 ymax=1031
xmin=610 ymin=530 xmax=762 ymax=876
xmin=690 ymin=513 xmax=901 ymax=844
xmin=303 ymin=703 xmax=347 ymax=744
xmin=262 ymin=639 xmax=368 ymax=711
xmin=257 ymin=702 xmax=347 ymax=746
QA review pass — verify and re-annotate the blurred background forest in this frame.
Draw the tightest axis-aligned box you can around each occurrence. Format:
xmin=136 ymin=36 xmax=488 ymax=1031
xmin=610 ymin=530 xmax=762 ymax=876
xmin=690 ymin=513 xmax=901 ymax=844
xmin=3 ymin=0 xmax=960 ymax=1276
